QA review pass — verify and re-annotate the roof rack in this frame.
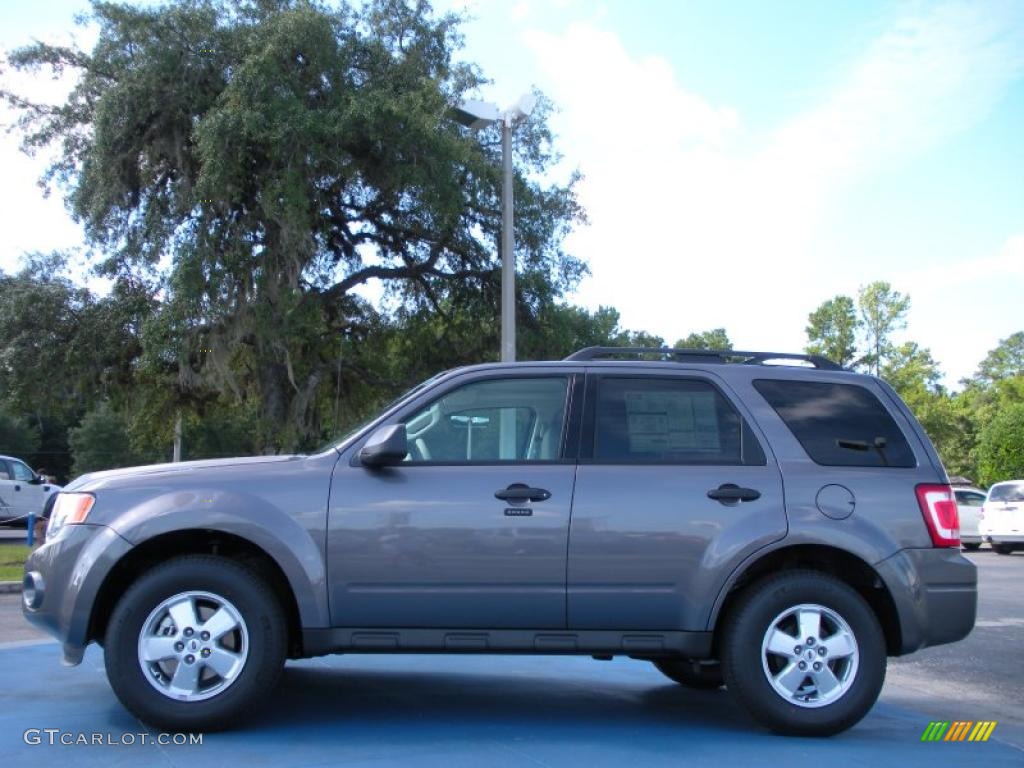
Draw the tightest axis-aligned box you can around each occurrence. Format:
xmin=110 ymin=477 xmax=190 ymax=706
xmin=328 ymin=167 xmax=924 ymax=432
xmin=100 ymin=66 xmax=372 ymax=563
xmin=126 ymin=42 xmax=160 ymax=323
xmin=563 ymin=346 xmax=844 ymax=371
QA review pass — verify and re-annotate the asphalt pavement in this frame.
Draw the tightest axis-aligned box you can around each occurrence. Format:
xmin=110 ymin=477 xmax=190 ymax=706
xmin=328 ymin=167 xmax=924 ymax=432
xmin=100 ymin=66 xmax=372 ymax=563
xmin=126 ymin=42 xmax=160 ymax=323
xmin=0 ymin=550 xmax=1020 ymax=767
xmin=885 ymin=549 xmax=1024 ymax=744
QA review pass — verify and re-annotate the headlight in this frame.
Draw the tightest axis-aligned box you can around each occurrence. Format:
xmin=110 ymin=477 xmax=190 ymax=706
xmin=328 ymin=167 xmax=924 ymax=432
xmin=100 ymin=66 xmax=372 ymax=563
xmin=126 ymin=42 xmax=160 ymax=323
xmin=46 ymin=493 xmax=95 ymax=539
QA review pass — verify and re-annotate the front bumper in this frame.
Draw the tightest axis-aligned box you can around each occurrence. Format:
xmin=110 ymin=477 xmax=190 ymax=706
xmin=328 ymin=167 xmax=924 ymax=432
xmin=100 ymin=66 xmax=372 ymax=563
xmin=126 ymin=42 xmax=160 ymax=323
xmin=874 ymin=547 xmax=977 ymax=655
xmin=22 ymin=523 xmax=133 ymax=665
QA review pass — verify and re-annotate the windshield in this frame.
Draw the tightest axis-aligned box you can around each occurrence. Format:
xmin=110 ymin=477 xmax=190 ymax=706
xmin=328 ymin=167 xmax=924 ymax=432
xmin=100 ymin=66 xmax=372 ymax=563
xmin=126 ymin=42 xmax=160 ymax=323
xmin=989 ymin=483 xmax=1024 ymax=502
xmin=314 ymin=370 xmax=452 ymax=453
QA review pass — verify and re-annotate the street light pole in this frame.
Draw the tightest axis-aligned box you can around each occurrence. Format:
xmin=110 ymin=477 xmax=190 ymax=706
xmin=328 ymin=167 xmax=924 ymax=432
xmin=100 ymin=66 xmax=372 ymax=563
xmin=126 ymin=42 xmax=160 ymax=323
xmin=451 ymin=94 xmax=536 ymax=363
xmin=500 ymin=115 xmax=515 ymax=362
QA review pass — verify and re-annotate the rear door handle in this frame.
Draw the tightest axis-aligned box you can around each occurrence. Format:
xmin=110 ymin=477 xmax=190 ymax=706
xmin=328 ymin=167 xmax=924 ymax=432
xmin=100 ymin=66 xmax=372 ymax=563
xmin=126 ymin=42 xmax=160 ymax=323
xmin=495 ymin=483 xmax=551 ymax=503
xmin=707 ymin=483 xmax=761 ymax=503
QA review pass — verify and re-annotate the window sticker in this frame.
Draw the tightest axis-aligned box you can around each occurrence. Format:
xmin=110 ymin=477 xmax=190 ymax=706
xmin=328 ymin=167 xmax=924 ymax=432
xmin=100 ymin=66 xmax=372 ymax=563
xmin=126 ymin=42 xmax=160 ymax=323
xmin=623 ymin=390 xmax=721 ymax=454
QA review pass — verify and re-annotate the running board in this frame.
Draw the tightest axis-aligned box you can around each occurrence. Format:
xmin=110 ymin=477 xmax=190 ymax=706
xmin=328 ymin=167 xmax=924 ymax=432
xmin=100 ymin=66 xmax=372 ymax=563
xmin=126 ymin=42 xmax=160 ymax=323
xmin=299 ymin=628 xmax=712 ymax=659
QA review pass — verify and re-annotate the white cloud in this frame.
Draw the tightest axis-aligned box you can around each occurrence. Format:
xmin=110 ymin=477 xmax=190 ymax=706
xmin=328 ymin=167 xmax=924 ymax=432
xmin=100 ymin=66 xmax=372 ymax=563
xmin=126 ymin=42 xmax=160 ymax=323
xmin=894 ymin=233 xmax=1024 ymax=291
xmin=509 ymin=1 xmax=531 ymax=22
xmin=522 ymin=1 xmax=1024 ymax=378
xmin=888 ymin=233 xmax=1024 ymax=384
xmin=0 ymin=28 xmax=96 ymax=275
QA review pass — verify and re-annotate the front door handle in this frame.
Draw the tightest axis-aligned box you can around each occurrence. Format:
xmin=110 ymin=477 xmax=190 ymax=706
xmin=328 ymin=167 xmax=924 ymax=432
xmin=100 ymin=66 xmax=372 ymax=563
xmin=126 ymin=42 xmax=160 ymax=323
xmin=13 ymin=484 xmax=20 ymax=492
xmin=495 ymin=483 xmax=551 ymax=503
xmin=707 ymin=483 xmax=761 ymax=503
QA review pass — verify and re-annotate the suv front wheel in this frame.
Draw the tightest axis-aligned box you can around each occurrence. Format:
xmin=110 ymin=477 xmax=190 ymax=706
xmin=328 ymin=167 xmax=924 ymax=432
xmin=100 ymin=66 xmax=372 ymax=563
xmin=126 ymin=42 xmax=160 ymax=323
xmin=721 ymin=570 xmax=886 ymax=736
xmin=104 ymin=555 xmax=287 ymax=732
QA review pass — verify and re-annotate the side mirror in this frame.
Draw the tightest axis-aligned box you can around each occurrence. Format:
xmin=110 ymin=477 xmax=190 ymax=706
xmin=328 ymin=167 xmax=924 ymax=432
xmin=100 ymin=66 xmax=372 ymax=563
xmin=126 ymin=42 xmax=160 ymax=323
xmin=29 ymin=474 xmax=43 ymax=485
xmin=359 ymin=424 xmax=408 ymax=467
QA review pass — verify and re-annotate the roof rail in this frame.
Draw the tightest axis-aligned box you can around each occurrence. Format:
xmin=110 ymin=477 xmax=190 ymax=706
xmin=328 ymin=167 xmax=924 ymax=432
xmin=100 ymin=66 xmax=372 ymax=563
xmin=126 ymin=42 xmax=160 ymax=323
xmin=562 ymin=346 xmax=844 ymax=371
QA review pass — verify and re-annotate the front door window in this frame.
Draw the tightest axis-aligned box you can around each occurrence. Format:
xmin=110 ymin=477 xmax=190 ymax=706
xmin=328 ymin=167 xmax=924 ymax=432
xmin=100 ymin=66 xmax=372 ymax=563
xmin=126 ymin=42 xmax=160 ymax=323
xmin=402 ymin=377 xmax=569 ymax=463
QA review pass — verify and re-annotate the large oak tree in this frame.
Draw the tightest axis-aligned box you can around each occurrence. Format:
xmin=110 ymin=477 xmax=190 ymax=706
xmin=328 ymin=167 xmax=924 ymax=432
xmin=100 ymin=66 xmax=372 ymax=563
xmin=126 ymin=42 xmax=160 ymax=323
xmin=3 ymin=0 xmax=584 ymax=451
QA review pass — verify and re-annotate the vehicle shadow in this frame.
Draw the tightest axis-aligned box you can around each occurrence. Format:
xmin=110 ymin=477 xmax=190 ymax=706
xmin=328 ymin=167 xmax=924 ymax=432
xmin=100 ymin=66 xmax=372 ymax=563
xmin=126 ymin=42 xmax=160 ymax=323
xmin=244 ymin=658 xmax=753 ymax=740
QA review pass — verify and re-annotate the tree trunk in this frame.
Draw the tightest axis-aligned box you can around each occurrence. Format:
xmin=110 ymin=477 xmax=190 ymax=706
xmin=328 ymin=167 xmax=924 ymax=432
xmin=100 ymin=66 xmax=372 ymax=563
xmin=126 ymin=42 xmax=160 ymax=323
xmin=257 ymin=361 xmax=291 ymax=454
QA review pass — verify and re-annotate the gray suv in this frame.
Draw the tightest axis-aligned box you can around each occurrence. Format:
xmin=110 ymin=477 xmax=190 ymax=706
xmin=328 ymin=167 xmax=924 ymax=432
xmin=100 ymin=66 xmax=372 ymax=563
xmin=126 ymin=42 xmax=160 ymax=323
xmin=23 ymin=347 xmax=976 ymax=736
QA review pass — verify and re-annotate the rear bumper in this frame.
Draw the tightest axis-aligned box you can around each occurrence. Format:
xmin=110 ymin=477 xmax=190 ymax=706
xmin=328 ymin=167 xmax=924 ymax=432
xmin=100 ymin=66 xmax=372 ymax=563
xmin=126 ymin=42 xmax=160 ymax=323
xmin=875 ymin=547 xmax=977 ymax=655
xmin=983 ymin=535 xmax=1024 ymax=544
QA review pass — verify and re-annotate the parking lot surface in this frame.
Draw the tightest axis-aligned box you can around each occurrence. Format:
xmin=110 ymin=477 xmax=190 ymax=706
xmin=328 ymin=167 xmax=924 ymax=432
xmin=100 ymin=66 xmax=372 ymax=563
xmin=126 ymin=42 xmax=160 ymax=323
xmin=1 ymin=642 xmax=1021 ymax=768
xmin=1 ymin=551 xmax=1021 ymax=767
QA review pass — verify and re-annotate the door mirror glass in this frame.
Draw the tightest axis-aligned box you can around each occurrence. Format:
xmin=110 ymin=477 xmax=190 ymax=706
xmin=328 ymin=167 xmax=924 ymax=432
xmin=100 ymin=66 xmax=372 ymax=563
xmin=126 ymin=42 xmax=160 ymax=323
xmin=359 ymin=424 xmax=408 ymax=467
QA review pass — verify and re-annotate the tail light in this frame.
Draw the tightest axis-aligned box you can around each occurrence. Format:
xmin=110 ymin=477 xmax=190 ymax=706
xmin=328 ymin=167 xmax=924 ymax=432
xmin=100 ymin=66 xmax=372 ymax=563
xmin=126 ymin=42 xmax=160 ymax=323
xmin=915 ymin=484 xmax=960 ymax=547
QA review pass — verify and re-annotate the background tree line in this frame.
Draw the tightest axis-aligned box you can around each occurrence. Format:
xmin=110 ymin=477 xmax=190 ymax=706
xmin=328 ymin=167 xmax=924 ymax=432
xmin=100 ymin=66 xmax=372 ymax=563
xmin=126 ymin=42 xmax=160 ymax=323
xmin=0 ymin=0 xmax=1020 ymax=485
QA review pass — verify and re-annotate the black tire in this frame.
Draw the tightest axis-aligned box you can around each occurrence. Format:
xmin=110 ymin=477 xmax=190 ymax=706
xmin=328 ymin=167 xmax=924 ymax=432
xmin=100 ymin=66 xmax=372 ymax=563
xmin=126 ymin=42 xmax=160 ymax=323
xmin=962 ymin=543 xmax=981 ymax=551
xmin=992 ymin=543 xmax=1014 ymax=555
xmin=721 ymin=570 xmax=886 ymax=736
xmin=104 ymin=555 xmax=287 ymax=732
xmin=653 ymin=658 xmax=724 ymax=689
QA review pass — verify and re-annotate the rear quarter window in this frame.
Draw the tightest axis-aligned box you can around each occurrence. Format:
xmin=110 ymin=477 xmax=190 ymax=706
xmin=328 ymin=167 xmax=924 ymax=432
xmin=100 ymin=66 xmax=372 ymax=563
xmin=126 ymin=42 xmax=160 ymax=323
xmin=753 ymin=379 xmax=916 ymax=468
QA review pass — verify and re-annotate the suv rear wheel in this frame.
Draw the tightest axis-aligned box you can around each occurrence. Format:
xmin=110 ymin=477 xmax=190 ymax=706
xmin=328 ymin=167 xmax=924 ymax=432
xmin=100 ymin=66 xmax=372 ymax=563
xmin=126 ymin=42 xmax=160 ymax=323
xmin=104 ymin=555 xmax=287 ymax=731
xmin=721 ymin=570 xmax=885 ymax=736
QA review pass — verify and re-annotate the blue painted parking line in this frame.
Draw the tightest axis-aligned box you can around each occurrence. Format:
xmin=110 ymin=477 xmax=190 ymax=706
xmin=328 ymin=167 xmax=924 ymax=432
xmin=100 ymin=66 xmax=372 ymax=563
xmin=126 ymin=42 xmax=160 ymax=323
xmin=1 ymin=643 xmax=1020 ymax=767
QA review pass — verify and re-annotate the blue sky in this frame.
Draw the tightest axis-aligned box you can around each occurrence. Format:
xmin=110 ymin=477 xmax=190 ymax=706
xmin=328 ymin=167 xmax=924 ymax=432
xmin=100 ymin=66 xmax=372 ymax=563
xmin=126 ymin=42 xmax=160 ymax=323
xmin=2 ymin=0 xmax=1022 ymax=385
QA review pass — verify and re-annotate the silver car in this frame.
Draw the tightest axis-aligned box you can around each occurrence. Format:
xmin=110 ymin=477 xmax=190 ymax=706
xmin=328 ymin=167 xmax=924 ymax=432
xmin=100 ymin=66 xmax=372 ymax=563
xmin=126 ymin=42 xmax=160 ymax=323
xmin=22 ymin=347 xmax=977 ymax=736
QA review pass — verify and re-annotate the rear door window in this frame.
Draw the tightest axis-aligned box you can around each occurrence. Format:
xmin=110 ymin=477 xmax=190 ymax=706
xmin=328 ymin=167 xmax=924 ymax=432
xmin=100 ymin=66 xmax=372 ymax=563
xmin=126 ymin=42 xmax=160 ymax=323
xmin=753 ymin=379 xmax=916 ymax=468
xmin=591 ymin=377 xmax=766 ymax=465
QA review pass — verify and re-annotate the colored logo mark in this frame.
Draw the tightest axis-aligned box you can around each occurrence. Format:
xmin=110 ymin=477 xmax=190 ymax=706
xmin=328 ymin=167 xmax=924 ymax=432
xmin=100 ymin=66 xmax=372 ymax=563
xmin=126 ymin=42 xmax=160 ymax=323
xmin=921 ymin=721 xmax=997 ymax=742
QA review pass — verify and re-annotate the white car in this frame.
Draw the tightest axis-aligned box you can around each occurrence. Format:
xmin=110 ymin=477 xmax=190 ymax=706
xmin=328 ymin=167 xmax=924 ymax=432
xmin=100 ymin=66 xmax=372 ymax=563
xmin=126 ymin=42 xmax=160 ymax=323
xmin=953 ymin=486 xmax=987 ymax=550
xmin=980 ymin=480 xmax=1024 ymax=555
xmin=0 ymin=455 xmax=62 ymax=525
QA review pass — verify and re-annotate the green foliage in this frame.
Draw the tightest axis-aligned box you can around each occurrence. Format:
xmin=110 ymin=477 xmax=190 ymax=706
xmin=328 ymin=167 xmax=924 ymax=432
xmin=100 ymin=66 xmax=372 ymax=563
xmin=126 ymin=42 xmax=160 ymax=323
xmin=805 ymin=295 xmax=859 ymax=367
xmin=857 ymin=281 xmax=910 ymax=376
xmin=856 ymin=282 xmax=913 ymax=378
xmin=0 ymin=409 xmax=41 ymax=458
xmin=69 ymin=402 xmax=150 ymax=475
xmin=804 ymin=286 xmax=909 ymax=374
xmin=976 ymin=403 xmax=1024 ymax=486
xmin=0 ymin=254 xmax=155 ymax=478
xmin=974 ymin=332 xmax=1024 ymax=384
xmin=674 ymin=329 xmax=732 ymax=350
xmin=881 ymin=342 xmax=943 ymax=396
